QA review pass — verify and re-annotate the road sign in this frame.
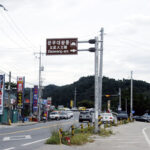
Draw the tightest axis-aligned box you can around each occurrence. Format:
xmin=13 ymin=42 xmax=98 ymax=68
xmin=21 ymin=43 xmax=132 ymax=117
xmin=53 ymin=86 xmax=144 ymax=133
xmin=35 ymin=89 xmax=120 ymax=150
xmin=46 ymin=38 xmax=78 ymax=55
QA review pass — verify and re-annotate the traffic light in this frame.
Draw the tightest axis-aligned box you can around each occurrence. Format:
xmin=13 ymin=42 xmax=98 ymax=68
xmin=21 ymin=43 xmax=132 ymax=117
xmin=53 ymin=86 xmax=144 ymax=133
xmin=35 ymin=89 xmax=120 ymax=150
xmin=105 ymin=94 xmax=111 ymax=98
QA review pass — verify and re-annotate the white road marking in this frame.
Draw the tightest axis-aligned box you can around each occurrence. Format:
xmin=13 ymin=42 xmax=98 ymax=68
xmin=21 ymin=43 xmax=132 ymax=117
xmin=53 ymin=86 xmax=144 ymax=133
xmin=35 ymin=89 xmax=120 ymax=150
xmin=3 ymin=137 xmax=10 ymax=141
xmin=142 ymin=127 xmax=150 ymax=147
xmin=3 ymin=135 xmax=31 ymax=141
xmin=3 ymin=147 xmax=15 ymax=150
xmin=22 ymin=137 xmax=49 ymax=146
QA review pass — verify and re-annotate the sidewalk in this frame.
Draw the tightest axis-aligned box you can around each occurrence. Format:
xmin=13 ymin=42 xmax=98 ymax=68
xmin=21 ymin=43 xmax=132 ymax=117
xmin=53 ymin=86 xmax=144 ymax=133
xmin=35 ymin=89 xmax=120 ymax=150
xmin=36 ymin=122 xmax=150 ymax=150
xmin=0 ymin=121 xmax=38 ymax=128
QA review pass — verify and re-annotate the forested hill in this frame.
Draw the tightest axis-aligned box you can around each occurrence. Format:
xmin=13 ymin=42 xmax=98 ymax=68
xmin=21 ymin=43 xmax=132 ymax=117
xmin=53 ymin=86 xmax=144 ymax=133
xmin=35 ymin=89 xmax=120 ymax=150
xmin=42 ymin=76 xmax=150 ymax=115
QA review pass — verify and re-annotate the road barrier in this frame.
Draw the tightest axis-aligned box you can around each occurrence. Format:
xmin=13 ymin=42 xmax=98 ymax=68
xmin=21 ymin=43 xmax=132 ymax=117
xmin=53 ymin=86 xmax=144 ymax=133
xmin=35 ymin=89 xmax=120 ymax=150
xmin=98 ymin=115 xmax=102 ymax=127
xmin=88 ymin=122 xmax=90 ymax=131
xmin=59 ymin=128 xmax=63 ymax=144
xmin=80 ymin=124 xmax=84 ymax=133
xmin=71 ymin=125 xmax=75 ymax=136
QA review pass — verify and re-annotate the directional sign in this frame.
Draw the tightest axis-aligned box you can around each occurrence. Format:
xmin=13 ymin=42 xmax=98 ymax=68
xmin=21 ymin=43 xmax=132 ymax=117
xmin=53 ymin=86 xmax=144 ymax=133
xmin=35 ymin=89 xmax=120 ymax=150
xmin=46 ymin=38 xmax=78 ymax=55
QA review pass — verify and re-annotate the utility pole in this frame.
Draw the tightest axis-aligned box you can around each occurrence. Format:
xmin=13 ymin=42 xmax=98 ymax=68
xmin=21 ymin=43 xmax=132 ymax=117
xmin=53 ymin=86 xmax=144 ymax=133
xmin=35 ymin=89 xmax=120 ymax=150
xmin=119 ymin=88 xmax=121 ymax=111
xmin=130 ymin=71 xmax=133 ymax=120
xmin=74 ymin=87 xmax=77 ymax=108
xmin=39 ymin=51 xmax=42 ymax=122
xmin=94 ymin=36 xmax=99 ymax=133
xmin=30 ymin=88 xmax=33 ymax=116
xmin=125 ymin=98 xmax=127 ymax=112
xmin=98 ymin=27 xmax=104 ymax=114
xmin=34 ymin=49 xmax=45 ymax=122
xmin=7 ymin=71 xmax=11 ymax=125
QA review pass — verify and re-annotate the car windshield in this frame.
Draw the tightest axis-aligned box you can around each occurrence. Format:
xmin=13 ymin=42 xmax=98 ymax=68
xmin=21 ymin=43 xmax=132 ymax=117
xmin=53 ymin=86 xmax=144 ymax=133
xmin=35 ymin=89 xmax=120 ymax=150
xmin=101 ymin=113 xmax=112 ymax=117
xmin=51 ymin=112 xmax=58 ymax=114
xmin=80 ymin=111 xmax=90 ymax=115
xmin=60 ymin=112 xmax=66 ymax=115
xmin=118 ymin=111 xmax=127 ymax=114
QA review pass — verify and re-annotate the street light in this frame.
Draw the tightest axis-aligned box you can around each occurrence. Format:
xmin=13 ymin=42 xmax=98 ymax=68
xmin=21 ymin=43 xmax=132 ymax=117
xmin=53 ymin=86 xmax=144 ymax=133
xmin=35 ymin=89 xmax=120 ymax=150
xmin=0 ymin=4 xmax=8 ymax=11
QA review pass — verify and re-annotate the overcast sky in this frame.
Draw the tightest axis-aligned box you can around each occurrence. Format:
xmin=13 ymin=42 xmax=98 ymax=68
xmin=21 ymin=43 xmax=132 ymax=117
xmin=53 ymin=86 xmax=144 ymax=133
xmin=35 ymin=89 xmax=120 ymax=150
xmin=0 ymin=0 xmax=150 ymax=87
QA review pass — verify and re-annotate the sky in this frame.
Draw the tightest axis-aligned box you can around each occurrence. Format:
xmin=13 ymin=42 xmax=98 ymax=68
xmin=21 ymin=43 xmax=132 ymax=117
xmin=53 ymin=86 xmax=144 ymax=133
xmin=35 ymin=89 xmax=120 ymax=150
xmin=0 ymin=0 xmax=150 ymax=87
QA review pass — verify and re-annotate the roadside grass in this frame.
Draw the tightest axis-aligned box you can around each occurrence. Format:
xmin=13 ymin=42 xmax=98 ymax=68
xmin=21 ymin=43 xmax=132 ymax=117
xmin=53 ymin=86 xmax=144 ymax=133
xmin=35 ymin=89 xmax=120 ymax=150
xmin=45 ymin=118 xmax=131 ymax=145
xmin=46 ymin=125 xmax=113 ymax=145
xmin=70 ymin=133 xmax=93 ymax=145
xmin=45 ymin=132 xmax=60 ymax=144
xmin=99 ymin=128 xmax=113 ymax=137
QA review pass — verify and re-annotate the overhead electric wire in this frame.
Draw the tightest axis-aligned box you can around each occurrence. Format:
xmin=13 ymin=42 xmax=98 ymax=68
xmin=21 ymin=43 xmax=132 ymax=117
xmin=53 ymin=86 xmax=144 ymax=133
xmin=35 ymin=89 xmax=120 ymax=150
xmin=105 ymin=35 xmax=150 ymax=50
xmin=0 ymin=11 xmax=36 ymax=52
xmin=6 ymin=11 xmax=37 ymax=48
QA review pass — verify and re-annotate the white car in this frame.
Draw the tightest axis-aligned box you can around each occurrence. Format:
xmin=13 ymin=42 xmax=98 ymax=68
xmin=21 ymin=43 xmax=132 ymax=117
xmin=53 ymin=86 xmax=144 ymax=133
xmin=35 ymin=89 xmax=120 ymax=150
xmin=59 ymin=111 xmax=69 ymax=119
xmin=49 ymin=111 xmax=60 ymax=120
xmin=101 ymin=113 xmax=114 ymax=123
xmin=66 ymin=111 xmax=74 ymax=118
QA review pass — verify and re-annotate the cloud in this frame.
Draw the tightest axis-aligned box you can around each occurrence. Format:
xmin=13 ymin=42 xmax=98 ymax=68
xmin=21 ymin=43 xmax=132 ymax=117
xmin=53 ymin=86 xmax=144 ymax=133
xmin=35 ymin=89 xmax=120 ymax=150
xmin=126 ymin=15 xmax=150 ymax=26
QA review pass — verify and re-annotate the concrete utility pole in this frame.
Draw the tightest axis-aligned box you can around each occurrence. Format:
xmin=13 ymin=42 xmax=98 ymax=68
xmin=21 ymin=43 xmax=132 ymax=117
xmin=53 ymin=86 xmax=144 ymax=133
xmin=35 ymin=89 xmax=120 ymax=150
xmin=7 ymin=71 xmax=11 ymax=124
xmin=30 ymin=88 xmax=33 ymax=116
xmin=119 ymin=88 xmax=121 ymax=110
xmin=38 ymin=50 xmax=42 ymax=122
xmin=74 ymin=87 xmax=77 ymax=108
xmin=125 ymin=98 xmax=127 ymax=112
xmin=130 ymin=71 xmax=133 ymax=120
xmin=94 ymin=36 xmax=99 ymax=133
xmin=98 ymin=27 xmax=104 ymax=114
xmin=34 ymin=49 xmax=44 ymax=122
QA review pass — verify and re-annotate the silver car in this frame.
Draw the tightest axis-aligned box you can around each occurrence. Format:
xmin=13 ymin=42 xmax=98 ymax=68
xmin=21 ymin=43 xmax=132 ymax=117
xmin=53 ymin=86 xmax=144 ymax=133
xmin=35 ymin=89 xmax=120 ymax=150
xmin=49 ymin=111 xmax=60 ymax=120
xmin=79 ymin=111 xmax=92 ymax=122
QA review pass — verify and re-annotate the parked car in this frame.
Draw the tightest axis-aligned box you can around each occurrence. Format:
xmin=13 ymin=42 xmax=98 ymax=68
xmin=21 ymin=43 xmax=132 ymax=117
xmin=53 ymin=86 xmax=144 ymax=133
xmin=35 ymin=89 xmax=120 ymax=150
xmin=71 ymin=107 xmax=78 ymax=111
xmin=59 ymin=111 xmax=69 ymax=119
xmin=79 ymin=111 xmax=92 ymax=122
xmin=101 ymin=113 xmax=114 ymax=123
xmin=49 ymin=111 xmax=60 ymax=120
xmin=67 ymin=111 xmax=74 ymax=118
xmin=78 ymin=107 xmax=86 ymax=111
xmin=117 ymin=111 xmax=128 ymax=120
xmin=134 ymin=113 xmax=150 ymax=122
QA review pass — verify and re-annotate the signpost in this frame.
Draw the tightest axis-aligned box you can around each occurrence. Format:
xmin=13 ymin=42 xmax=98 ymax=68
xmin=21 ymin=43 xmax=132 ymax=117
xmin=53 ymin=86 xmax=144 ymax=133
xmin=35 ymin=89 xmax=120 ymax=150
xmin=46 ymin=32 xmax=104 ymax=133
xmin=46 ymin=38 xmax=78 ymax=55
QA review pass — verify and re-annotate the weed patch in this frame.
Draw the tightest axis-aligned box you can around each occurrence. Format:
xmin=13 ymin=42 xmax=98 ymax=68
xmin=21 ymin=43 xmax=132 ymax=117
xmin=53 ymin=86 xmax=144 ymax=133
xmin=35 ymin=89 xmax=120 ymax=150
xmin=99 ymin=128 xmax=113 ymax=137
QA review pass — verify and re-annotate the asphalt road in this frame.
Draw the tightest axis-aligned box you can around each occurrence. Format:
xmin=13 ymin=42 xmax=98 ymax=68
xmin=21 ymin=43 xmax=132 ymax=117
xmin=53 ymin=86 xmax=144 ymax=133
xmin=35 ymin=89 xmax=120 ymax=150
xmin=1 ymin=113 xmax=150 ymax=150
xmin=0 ymin=112 xmax=80 ymax=150
xmin=36 ymin=121 xmax=150 ymax=150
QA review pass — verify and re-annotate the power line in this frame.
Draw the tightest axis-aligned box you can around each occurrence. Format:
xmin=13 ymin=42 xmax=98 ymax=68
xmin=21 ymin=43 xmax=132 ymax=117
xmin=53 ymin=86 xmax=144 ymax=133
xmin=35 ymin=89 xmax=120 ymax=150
xmin=2 ymin=10 xmax=37 ymax=52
